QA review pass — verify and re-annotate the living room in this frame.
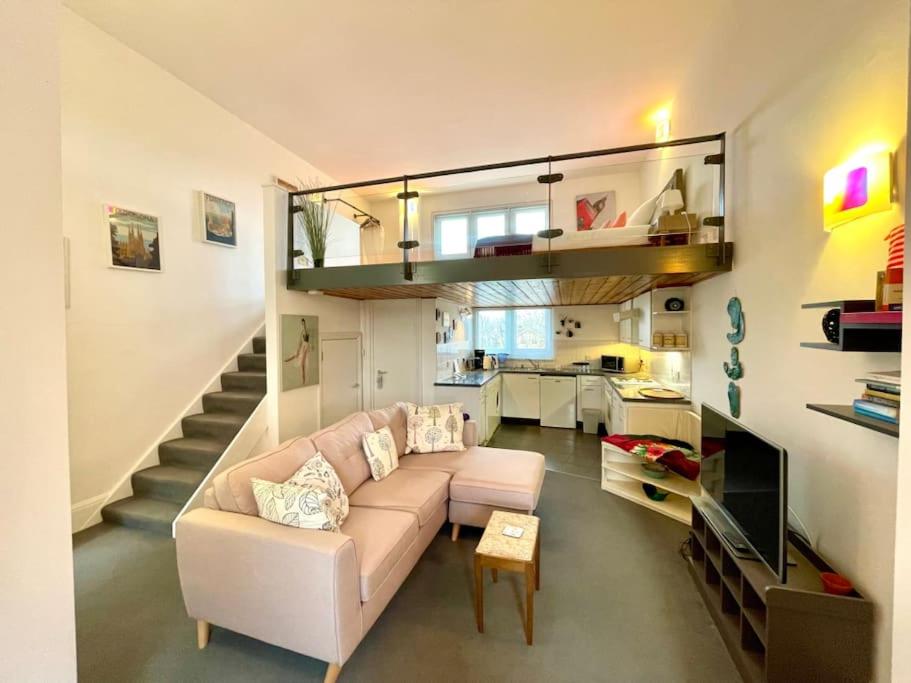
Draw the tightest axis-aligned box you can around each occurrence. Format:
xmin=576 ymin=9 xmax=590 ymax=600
xmin=4 ymin=1 xmax=911 ymax=682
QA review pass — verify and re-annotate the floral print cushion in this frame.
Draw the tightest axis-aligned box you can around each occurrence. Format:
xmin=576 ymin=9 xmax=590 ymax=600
xmin=285 ymin=453 xmax=349 ymax=522
xmin=251 ymin=478 xmax=346 ymax=532
xmin=405 ymin=402 xmax=465 ymax=454
xmin=362 ymin=426 xmax=399 ymax=481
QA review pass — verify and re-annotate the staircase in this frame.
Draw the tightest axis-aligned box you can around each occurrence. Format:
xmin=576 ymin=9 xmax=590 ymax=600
xmin=101 ymin=336 xmax=267 ymax=534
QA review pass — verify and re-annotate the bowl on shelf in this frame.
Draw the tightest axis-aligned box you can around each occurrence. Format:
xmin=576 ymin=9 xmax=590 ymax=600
xmin=641 ymin=462 xmax=669 ymax=479
xmin=641 ymin=483 xmax=670 ymax=501
xmin=820 ymin=572 xmax=853 ymax=596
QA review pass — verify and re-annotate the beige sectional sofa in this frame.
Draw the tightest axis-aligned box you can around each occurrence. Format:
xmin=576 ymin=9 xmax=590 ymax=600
xmin=176 ymin=403 xmax=545 ymax=682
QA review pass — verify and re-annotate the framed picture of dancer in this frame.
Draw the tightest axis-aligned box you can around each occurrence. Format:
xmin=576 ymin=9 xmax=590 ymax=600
xmin=281 ymin=314 xmax=320 ymax=390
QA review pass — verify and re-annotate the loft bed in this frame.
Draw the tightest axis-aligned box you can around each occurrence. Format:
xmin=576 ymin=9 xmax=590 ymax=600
xmin=287 ymin=133 xmax=732 ymax=307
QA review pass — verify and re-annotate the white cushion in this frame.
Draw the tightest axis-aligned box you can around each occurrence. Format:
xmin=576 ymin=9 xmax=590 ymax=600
xmin=251 ymin=478 xmax=346 ymax=532
xmin=285 ymin=453 xmax=349 ymax=523
xmin=405 ymin=402 xmax=465 ymax=453
xmin=628 ymin=193 xmax=660 ymax=226
xmin=362 ymin=426 xmax=400 ymax=481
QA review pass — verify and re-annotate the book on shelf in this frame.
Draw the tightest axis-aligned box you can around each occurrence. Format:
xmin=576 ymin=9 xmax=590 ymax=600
xmin=853 ymin=399 xmax=899 ymax=423
xmin=862 ymin=393 xmax=901 ymax=408
xmin=864 ymin=388 xmax=901 ymax=403
xmin=857 ymin=370 xmax=901 ymax=387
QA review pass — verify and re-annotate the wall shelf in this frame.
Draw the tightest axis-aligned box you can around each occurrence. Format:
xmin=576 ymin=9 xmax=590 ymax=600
xmin=801 ymin=299 xmax=901 ymax=352
xmin=806 ymin=403 xmax=898 ymax=437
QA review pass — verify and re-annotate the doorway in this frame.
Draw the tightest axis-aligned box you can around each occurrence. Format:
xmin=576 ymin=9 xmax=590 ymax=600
xmin=320 ymin=333 xmax=363 ymax=427
xmin=368 ymin=299 xmax=421 ymax=408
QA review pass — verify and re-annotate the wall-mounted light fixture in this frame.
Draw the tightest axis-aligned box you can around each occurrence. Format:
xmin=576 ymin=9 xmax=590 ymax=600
xmin=650 ymin=106 xmax=672 ymax=143
xmin=823 ymin=148 xmax=892 ymax=231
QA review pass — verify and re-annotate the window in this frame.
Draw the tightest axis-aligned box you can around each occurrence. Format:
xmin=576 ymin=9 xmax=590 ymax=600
xmin=433 ymin=203 xmax=548 ymax=259
xmin=474 ymin=308 xmax=553 ymax=359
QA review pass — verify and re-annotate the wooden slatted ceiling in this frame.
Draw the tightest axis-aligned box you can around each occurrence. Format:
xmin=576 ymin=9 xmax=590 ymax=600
xmin=321 ymin=272 xmax=718 ymax=307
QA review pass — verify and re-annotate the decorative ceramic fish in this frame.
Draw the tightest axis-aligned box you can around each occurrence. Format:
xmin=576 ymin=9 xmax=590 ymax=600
xmin=726 ymin=297 xmax=745 ymax=345
xmin=723 ymin=347 xmax=743 ymax=380
xmin=727 ymin=381 xmax=741 ymax=418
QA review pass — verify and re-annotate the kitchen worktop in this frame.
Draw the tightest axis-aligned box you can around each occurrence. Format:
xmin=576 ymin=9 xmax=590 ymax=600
xmin=434 ymin=368 xmax=690 ymax=404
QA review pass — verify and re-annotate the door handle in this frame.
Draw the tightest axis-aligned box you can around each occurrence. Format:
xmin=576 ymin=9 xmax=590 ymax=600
xmin=352 ymin=383 xmax=360 ymax=388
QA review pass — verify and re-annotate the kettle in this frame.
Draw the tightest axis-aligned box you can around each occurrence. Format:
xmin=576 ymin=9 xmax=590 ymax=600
xmin=482 ymin=355 xmax=494 ymax=370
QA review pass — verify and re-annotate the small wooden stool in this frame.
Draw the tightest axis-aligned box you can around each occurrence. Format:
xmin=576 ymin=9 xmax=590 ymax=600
xmin=474 ymin=511 xmax=540 ymax=645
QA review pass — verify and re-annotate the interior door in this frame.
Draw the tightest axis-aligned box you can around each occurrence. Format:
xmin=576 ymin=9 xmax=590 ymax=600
xmin=320 ymin=336 xmax=362 ymax=427
xmin=370 ymin=299 xmax=420 ymax=408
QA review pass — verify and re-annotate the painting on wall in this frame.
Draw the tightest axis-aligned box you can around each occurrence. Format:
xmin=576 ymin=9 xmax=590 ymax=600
xmin=105 ymin=204 xmax=161 ymax=271
xmin=201 ymin=192 xmax=237 ymax=247
xmin=281 ymin=315 xmax=319 ymax=391
xmin=575 ymin=190 xmax=617 ymax=230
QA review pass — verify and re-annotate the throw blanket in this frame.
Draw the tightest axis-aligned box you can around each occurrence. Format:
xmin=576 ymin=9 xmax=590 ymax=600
xmin=473 ymin=234 xmax=533 ymax=258
xmin=602 ymin=434 xmax=701 ymax=480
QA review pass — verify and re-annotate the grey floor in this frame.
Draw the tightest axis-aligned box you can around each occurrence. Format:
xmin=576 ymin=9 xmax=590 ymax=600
xmin=74 ymin=428 xmax=739 ymax=683
xmin=489 ymin=421 xmax=603 ymax=481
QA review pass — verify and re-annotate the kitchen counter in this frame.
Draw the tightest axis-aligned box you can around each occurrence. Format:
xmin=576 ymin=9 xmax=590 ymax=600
xmin=435 ymin=368 xmax=690 ymax=404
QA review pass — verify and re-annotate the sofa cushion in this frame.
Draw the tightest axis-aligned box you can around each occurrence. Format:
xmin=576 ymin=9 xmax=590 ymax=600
xmin=286 ymin=453 xmax=350 ymax=524
xmin=449 ymin=447 xmax=546 ymax=511
xmin=311 ymin=412 xmax=374 ymax=494
xmin=362 ymin=426 xmax=399 ymax=481
xmin=349 ymin=468 xmax=451 ymax=527
xmin=405 ymin=402 xmax=465 ymax=453
xmin=397 ymin=449 xmax=474 ymax=475
xmin=213 ymin=435 xmax=319 ymax=515
xmin=251 ymin=477 xmax=346 ymax=532
xmin=366 ymin=403 xmax=408 ymax=456
xmin=341 ymin=506 xmax=419 ymax=602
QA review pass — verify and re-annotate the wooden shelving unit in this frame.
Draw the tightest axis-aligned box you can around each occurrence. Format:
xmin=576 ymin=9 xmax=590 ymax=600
xmin=806 ymin=403 xmax=898 ymax=437
xmin=601 ymin=448 xmax=694 ymax=524
xmin=687 ymin=504 xmax=874 ymax=682
xmin=800 ymin=300 xmax=901 ymax=352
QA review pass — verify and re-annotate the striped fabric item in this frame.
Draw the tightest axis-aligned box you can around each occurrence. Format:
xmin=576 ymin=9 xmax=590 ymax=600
xmin=886 ymin=224 xmax=904 ymax=270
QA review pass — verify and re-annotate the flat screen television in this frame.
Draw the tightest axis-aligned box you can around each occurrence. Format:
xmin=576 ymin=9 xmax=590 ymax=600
xmin=700 ymin=404 xmax=789 ymax=583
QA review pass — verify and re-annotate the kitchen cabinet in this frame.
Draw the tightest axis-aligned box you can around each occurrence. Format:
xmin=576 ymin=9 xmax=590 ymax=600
xmin=540 ymin=375 xmax=577 ymax=428
xmin=502 ymin=373 xmax=540 ymax=419
xmin=633 ymin=291 xmax=651 ymax=349
xmin=576 ymin=375 xmax=603 ymax=423
xmin=484 ymin=375 xmax=502 ymax=442
xmin=618 ymin=299 xmax=633 ymax=344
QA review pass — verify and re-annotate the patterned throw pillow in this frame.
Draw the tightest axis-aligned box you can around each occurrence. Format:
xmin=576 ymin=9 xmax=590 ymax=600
xmin=286 ymin=453 xmax=349 ymax=523
xmin=405 ymin=402 xmax=465 ymax=454
xmin=362 ymin=426 xmax=399 ymax=481
xmin=251 ymin=478 xmax=345 ymax=532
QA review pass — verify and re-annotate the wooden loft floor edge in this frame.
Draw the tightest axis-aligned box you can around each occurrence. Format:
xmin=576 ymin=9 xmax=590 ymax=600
xmin=288 ymin=242 xmax=733 ymax=294
xmin=285 ymin=243 xmax=733 ymax=307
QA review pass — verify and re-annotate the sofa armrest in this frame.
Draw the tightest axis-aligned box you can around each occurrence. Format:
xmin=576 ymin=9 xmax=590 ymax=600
xmin=463 ymin=419 xmax=478 ymax=448
xmin=176 ymin=508 xmax=362 ymax=665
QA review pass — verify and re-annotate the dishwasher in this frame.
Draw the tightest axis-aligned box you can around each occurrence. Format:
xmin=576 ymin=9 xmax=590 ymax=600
xmin=539 ymin=375 xmax=577 ymax=428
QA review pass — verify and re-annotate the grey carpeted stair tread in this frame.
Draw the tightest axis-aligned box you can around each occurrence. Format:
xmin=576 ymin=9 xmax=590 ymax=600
xmin=158 ymin=437 xmax=224 ymax=470
xmin=132 ymin=465 xmax=207 ymax=504
xmin=100 ymin=497 xmax=182 ymax=534
xmin=252 ymin=336 xmax=266 ymax=353
xmin=182 ymin=412 xmax=247 ymax=443
xmin=202 ymin=390 xmax=263 ymax=416
xmin=221 ymin=370 xmax=266 ymax=392
xmin=237 ymin=353 xmax=266 ymax=372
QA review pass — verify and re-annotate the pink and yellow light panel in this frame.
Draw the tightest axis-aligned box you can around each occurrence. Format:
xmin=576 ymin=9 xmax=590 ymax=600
xmin=823 ymin=149 xmax=892 ymax=231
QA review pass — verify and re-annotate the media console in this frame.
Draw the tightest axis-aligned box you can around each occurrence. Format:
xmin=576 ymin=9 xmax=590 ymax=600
xmin=686 ymin=503 xmax=874 ymax=682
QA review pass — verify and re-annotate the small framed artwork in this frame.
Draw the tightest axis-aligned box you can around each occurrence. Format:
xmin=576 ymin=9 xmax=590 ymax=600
xmin=435 ymin=308 xmax=441 ymax=321
xmin=436 ymin=332 xmax=442 ymax=344
xmin=105 ymin=204 xmax=161 ymax=272
xmin=442 ymin=312 xmax=451 ymax=328
xmin=201 ymin=192 xmax=237 ymax=247
xmin=443 ymin=331 xmax=450 ymax=344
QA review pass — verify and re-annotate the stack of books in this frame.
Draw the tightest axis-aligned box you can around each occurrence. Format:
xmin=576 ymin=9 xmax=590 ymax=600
xmin=854 ymin=370 xmax=900 ymax=424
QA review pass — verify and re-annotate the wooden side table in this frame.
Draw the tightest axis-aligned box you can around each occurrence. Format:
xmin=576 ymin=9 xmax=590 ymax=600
xmin=474 ymin=510 xmax=540 ymax=645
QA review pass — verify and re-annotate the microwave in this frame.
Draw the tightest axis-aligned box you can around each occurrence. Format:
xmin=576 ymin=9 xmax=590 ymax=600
xmin=601 ymin=355 xmax=625 ymax=373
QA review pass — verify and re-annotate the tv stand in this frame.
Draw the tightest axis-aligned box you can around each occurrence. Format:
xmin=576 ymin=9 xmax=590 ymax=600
xmin=686 ymin=504 xmax=873 ymax=682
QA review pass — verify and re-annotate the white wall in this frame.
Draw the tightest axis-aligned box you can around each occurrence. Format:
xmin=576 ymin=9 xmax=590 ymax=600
xmin=263 ymin=186 xmax=364 ymax=443
xmin=0 ymin=0 xmax=77 ymax=679
xmin=687 ymin=3 xmax=907 ymax=678
xmin=62 ymin=11 xmax=355 ymax=516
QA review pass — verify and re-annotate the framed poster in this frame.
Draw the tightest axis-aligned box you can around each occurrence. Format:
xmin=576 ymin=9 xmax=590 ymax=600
xmin=201 ymin=192 xmax=237 ymax=247
xmin=281 ymin=315 xmax=319 ymax=390
xmin=105 ymin=204 xmax=161 ymax=271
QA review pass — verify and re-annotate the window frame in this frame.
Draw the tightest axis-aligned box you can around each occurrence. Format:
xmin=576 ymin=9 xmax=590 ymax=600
xmin=473 ymin=307 xmax=554 ymax=360
xmin=432 ymin=203 xmax=548 ymax=260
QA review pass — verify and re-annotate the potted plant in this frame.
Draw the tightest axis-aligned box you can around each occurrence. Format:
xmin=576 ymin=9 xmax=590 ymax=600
xmin=295 ymin=183 xmax=335 ymax=268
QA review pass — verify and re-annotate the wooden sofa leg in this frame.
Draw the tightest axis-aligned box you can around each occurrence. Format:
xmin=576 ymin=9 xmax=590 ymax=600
xmin=196 ymin=620 xmax=210 ymax=649
xmin=451 ymin=523 xmax=461 ymax=542
xmin=324 ymin=662 xmax=342 ymax=683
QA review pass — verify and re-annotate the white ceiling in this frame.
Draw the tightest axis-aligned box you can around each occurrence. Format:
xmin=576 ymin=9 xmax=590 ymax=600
xmin=63 ymin=0 xmax=877 ymax=184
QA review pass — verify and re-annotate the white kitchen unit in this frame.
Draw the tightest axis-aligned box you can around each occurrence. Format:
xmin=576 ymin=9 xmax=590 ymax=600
xmin=502 ymin=373 xmax=540 ymax=419
xmin=633 ymin=290 xmax=652 ymax=349
xmin=576 ymin=375 xmax=603 ymax=423
xmin=434 ymin=383 xmax=495 ymax=445
xmin=540 ymin=375 xmax=576 ymax=428
xmin=618 ymin=299 xmax=633 ymax=344
xmin=484 ymin=374 xmax=502 ymax=441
